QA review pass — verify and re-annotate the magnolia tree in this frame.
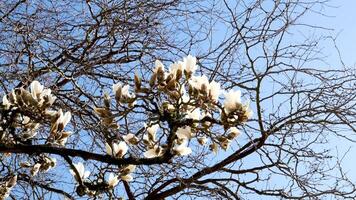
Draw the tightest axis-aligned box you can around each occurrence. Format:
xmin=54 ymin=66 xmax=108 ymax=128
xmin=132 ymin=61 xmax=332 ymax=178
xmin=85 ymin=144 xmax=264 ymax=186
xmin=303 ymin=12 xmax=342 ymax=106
xmin=0 ymin=55 xmax=253 ymax=199
xmin=1 ymin=0 xmax=356 ymax=200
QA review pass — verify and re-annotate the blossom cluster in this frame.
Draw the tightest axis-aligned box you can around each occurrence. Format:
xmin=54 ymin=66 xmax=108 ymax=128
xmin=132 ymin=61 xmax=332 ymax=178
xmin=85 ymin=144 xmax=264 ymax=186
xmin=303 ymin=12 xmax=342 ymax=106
xmin=0 ymin=81 xmax=72 ymax=145
xmin=0 ymin=175 xmax=17 ymax=199
xmin=94 ymin=55 xmax=253 ymax=164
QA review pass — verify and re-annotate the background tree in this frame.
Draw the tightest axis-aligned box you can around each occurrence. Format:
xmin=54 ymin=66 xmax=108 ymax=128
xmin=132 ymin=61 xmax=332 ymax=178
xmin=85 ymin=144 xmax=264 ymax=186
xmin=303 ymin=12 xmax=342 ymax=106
xmin=0 ymin=0 xmax=356 ymax=199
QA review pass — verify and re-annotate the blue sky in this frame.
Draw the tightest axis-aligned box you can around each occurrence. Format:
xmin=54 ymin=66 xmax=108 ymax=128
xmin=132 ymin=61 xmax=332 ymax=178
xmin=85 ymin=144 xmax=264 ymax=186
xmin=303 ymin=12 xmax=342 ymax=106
xmin=306 ymin=0 xmax=356 ymax=67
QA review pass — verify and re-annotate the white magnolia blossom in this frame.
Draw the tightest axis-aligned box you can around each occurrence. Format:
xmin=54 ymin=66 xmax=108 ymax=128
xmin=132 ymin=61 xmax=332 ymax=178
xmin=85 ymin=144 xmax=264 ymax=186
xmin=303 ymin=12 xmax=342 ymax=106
xmin=223 ymin=89 xmax=242 ymax=114
xmin=31 ymin=163 xmax=41 ymax=176
xmin=209 ymin=81 xmax=222 ymax=102
xmin=0 ymin=175 xmax=17 ymax=199
xmin=210 ymin=142 xmax=219 ymax=155
xmin=30 ymin=81 xmax=56 ymax=106
xmin=70 ymin=162 xmax=90 ymax=180
xmin=176 ymin=126 xmax=193 ymax=140
xmin=154 ymin=60 xmax=165 ymax=73
xmin=144 ymin=123 xmax=159 ymax=142
xmin=169 ymin=61 xmax=184 ymax=76
xmin=21 ymin=123 xmax=40 ymax=140
xmin=183 ymin=55 xmax=197 ymax=74
xmin=121 ymin=84 xmax=135 ymax=99
xmin=122 ymin=165 xmax=136 ymax=174
xmin=120 ymin=174 xmax=133 ymax=182
xmin=54 ymin=109 xmax=72 ymax=130
xmin=146 ymin=124 xmax=159 ymax=137
xmin=227 ymin=127 xmax=240 ymax=139
xmin=105 ymin=141 xmax=128 ymax=158
xmin=144 ymin=145 xmax=164 ymax=158
xmin=173 ymin=140 xmax=192 ymax=156
xmin=2 ymin=95 xmax=10 ymax=109
xmin=122 ymin=133 xmax=139 ymax=145
xmin=30 ymin=80 xmax=44 ymax=99
xmin=198 ymin=137 xmax=208 ymax=145
xmin=107 ymin=173 xmax=119 ymax=188
xmin=189 ymin=75 xmax=209 ymax=91
xmin=186 ymin=108 xmax=201 ymax=121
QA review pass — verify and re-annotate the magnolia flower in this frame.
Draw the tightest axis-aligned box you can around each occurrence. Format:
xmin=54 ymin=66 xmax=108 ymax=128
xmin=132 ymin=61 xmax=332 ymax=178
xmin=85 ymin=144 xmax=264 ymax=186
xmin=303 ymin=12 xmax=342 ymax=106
xmin=144 ymin=145 xmax=164 ymax=158
xmin=52 ymin=109 xmax=71 ymax=133
xmin=198 ymin=137 xmax=208 ymax=145
xmin=209 ymin=81 xmax=222 ymax=102
xmin=227 ymin=127 xmax=240 ymax=139
xmin=40 ymin=88 xmax=56 ymax=106
xmin=121 ymin=84 xmax=134 ymax=99
xmin=221 ymin=139 xmax=231 ymax=151
xmin=183 ymin=55 xmax=197 ymax=74
xmin=122 ymin=133 xmax=139 ymax=145
xmin=169 ymin=61 xmax=184 ymax=76
xmin=107 ymin=173 xmax=119 ymax=188
xmin=154 ymin=60 xmax=165 ymax=73
xmin=21 ymin=128 xmax=39 ymax=140
xmin=176 ymin=126 xmax=193 ymax=140
xmin=224 ymin=89 xmax=242 ymax=114
xmin=145 ymin=123 xmax=159 ymax=142
xmin=189 ymin=75 xmax=210 ymax=92
xmin=6 ymin=175 xmax=17 ymax=188
xmin=30 ymin=80 xmax=44 ymax=99
xmin=31 ymin=163 xmax=41 ymax=176
xmin=105 ymin=141 xmax=128 ymax=158
xmin=120 ymin=174 xmax=133 ymax=182
xmin=70 ymin=162 xmax=90 ymax=181
xmin=210 ymin=142 xmax=219 ymax=155
xmin=1 ymin=175 xmax=17 ymax=199
xmin=186 ymin=109 xmax=200 ymax=121
xmin=173 ymin=140 xmax=192 ymax=156
xmin=112 ymin=82 xmax=122 ymax=94
xmin=121 ymin=165 xmax=136 ymax=175
xmin=2 ymin=95 xmax=11 ymax=109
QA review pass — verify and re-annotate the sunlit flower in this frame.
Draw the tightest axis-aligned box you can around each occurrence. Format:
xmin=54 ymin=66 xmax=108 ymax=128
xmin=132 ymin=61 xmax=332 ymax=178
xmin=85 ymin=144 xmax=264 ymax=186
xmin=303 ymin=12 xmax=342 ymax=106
xmin=121 ymin=165 xmax=136 ymax=175
xmin=122 ymin=133 xmax=139 ymax=145
xmin=227 ymin=127 xmax=240 ymax=139
xmin=144 ymin=145 xmax=163 ymax=158
xmin=121 ymin=84 xmax=134 ymax=99
xmin=223 ymin=89 xmax=241 ymax=114
xmin=145 ymin=123 xmax=159 ymax=142
xmin=70 ymin=162 xmax=90 ymax=181
xmin=2 ymin=95 xmax=11 ymax=110
xmin=31 ymin=163 xmax=41 ymax=176
xmin=209 ymin=81 xmax=222 ymax=102
xmin=186 ymin=109 xmax=200 ymax=121
xmin=52 ymin=109 xmax=72 ymax=132
xmin=107 ymin=173 xmax=119 ymax=188
xmin=173 ymin=140 xmax=192 ymax=156
xmin=120 ymin=174 xmax=133 ymax=182
xmin=183 ymin=55 xmax=197 ymax=74
xmin=210 ymin=142 xmax=219 ymax=155
xmin=105 ymin=141 xmax=128 ymax=158
xmin=30 ymin=80 xmax=44 ymax=99
xmin=176 ymin=126 xmax=193 ymax=140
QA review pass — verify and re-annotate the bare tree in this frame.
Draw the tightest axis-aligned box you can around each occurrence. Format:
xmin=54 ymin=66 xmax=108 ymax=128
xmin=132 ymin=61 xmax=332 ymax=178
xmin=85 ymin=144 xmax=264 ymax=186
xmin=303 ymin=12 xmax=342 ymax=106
xmin=0 ymin=0 xmax=355 ymax=199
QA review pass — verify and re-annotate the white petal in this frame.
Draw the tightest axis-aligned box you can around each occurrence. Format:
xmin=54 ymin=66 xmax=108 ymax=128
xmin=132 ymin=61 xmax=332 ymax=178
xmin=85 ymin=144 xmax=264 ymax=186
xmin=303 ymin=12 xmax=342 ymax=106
xmin=105 ymin=143 xmax=113 ymax=156
xmin=117 ymin=141 xmax=128 ymax=157
xmin=83 ymin=170 xmax=90 ymax=179
xmin=144 ymin=149 xmax=157 ymax=158
xmin=112 ymin=82 xmax=122 ymax=93
xmin=62 ymin=112 xmax=72 ymax=128
xmin=108 ymin=173 xmax=119 ymax=187
xmin=121 ymin=174 xmax=133 ymax=182
xmin=176 ymin=126 xmax=192 ymax=140
xmin=30 ymin=80 xmax=44 ymax=98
